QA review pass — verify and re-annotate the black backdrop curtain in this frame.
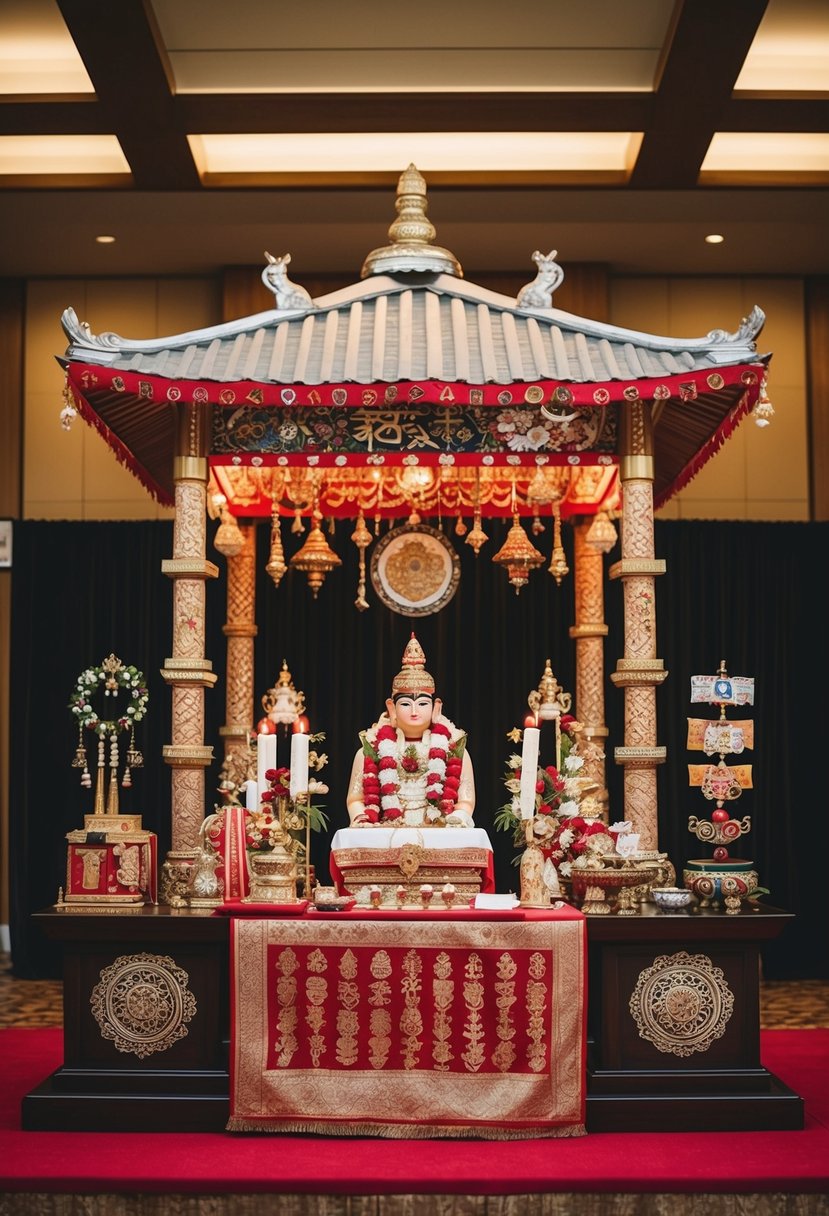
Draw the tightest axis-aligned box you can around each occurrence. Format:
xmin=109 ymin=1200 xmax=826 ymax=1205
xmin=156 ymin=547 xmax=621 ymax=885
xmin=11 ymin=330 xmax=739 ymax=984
xmin=9 ymin=518 xmax=828 ymax=979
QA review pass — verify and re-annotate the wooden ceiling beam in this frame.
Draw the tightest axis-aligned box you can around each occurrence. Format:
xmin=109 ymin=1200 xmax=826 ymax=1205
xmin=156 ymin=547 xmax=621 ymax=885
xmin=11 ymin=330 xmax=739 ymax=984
xmin=723 ymin=96 xmax=829 ymax=133
xmin=0 ymin=98 xmax=109 ymax=136
xmin=175 ymin=92 xmax=653 ymax=134
xmin=55 ymin=0 xmax=200 ymax=189
xmin=628 ymin=0 xmax=770 ymax=188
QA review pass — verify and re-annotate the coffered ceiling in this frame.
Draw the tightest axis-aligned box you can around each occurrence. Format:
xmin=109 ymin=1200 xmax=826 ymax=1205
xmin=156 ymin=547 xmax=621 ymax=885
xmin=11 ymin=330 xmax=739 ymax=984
xmin=0 ymin=0 xmax=827 ymax=279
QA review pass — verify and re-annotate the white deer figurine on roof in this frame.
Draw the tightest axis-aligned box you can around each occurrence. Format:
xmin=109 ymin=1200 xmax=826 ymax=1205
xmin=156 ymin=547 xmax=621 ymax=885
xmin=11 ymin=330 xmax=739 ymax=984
xmin=261 ymin=252 xmax=315 ymax=311
xmin=516 ymin=250 xmax=564 ymax=309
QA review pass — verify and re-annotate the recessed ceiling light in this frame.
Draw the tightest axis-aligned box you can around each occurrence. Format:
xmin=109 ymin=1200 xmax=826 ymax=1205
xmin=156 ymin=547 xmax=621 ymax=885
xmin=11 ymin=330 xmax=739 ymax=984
xmin=704 ymin=234 xmax=725 ymax=244
xmin=95 ymin=235 xmax=116 ymax=244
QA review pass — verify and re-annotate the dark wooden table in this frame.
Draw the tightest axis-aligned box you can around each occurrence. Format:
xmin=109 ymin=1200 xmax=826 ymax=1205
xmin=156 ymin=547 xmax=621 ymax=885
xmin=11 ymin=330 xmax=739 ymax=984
xmin=22 ymin=901 xmax=804 ymax=1133
xmin=584 ymin=902 xmax=803 ymax=1131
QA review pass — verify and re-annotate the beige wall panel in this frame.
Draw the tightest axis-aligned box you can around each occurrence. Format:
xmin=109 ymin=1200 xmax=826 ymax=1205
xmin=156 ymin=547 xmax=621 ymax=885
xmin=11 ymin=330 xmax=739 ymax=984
xmin=25 ymin=277 xmax=218 ymax=521
xmin=156 ymin=277 xmax=220 ymax=338
xmin=675 ymin=436 xmax=747 ymax=505
xmin=23 ymin=500 xmax=86 ymax=520
xmin=612 ymin=275 xmax=807 ymax=521
xmin=83 ymin=279 xmax=159 ymax=338
xmin=666 ymin=278 xmax=745 ymax=338
xmin=746 ymin=278 xmax=805 ymax=389
xmin=745 ymin=384 xmax=808 ymax=509
xmin=24 ymin=390 xmax=85 ymax=506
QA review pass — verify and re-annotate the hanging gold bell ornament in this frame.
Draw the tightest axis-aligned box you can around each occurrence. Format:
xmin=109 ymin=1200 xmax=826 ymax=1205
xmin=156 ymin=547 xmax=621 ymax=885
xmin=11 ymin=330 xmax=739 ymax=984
xmin=213 ymin=503 xmax=245 ymax=558
xmin=492 ymin=514 xmax=544 ymax=593
xmin=465 ymin=470 xmax=489 ymax=555
xmin=548 ymin=501 xmax=569 ymax=586
xmin=290 ymin=510 xmax=342 ymax=597
xmin=351 ymin=509 xmax=372 ymax=611
xmin=585 ymin=508 xmax=618 ymax=554
xmin=265 ymin=501 xmax=288 ymax=587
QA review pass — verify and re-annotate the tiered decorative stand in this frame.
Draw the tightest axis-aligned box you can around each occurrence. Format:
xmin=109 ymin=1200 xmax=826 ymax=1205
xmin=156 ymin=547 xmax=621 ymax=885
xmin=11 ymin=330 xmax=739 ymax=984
xmin=683 ymin=661 xmax=759 ymax=913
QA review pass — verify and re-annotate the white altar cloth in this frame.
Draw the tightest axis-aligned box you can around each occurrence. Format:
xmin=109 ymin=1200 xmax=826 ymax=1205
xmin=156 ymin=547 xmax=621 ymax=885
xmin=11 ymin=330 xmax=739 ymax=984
xmin=330 ymin=827 xmax=494 ymax=853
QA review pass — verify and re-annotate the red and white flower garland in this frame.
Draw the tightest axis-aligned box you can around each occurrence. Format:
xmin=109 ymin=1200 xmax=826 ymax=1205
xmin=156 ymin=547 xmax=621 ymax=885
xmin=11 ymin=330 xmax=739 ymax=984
xmin=361 ymin=720 xmax=463 ymax=823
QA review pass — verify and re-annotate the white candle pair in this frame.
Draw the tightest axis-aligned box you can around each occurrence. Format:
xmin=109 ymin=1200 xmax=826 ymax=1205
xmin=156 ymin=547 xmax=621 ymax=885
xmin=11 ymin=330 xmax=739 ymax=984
xmin=289 ymin=729 xmax=310 ymax=799
xmin=519 ymin=725 xmax=541 ymax=819
xmin=256 ymin=730 xmax=277 ymax=809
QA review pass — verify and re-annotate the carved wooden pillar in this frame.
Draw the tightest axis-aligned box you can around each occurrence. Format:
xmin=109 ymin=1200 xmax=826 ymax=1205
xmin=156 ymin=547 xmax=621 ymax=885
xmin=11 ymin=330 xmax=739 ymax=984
xmin=160 ymin=403 xmax=218 ymax=905
xmin=569 ymin=520 xmax=609 ymax=805
xmin=609 ymin=401 xmax=667 ymax=852
xmin=219 ymin=523 xmax=258 ymax=777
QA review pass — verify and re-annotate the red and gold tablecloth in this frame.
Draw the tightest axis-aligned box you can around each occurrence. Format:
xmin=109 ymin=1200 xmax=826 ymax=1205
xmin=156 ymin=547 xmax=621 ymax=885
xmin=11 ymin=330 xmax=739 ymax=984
xmin=228 ymin=907 xmax=586 ymax=1138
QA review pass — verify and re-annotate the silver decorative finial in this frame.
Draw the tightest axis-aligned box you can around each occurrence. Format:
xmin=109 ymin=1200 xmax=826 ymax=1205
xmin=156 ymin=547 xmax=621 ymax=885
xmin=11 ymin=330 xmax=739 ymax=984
xmin=361 ymin=164 xmax=462 ymax=279
xmin=517 ymin=250 xmax=565 ymax=309
xmin=261 ymin=252 xmax=315 ymax=311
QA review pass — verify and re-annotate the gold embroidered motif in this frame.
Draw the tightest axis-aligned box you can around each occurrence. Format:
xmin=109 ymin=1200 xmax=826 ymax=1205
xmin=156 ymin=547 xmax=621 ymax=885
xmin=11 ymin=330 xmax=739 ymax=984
xmin=526 ymin=951 xmax=548 ymax=1073
xmin=492 ymin=952 xmax=518 ymax=1072
xmin=400 ymin=949 xmax=423 ymax=1070
xmin=432 ymin=950 xmax=454 ymax=1070
xmin=370 ymin=950 xmax=392 ymax=980
xmin=336 ymin=950 xmax=360 ymax=1066
xmin=340 ymin=948 xmax=358 ymax=980
xmin=461 ymin=953 xmax=486 ymax=1072
xmin=369 ymin=1008 xmax=393 ymax=1069
xmin=305 ymin=956 xmax=328 ymax=1067
xmin=307 ymin=948 xmax=327 ymax=973
xmin=274 ymin=947 xmax=300 ymax=1067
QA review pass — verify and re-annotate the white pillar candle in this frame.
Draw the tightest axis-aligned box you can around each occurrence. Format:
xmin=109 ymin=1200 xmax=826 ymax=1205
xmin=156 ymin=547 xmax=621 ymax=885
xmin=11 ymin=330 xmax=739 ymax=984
xmin=243 ymin=779 xmax=258 ymax=812
xmin=257 ymin=731 xmax=277 ymax=807
xmin=289 ymin=730 xmax=310 ymax=799
xmin=519 ymin=726 xmax=541 ymax=819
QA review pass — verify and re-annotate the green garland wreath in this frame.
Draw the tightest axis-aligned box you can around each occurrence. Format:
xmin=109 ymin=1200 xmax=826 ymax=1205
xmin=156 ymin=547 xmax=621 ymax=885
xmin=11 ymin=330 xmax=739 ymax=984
xmin=69 ymin=654 xmax=149 ymax=737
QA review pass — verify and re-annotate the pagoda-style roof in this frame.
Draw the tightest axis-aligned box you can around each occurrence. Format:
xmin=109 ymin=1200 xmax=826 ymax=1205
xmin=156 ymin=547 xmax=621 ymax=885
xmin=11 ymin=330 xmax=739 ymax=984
xmin=59 ymin=165 xmax=770 ymax=515
xmin=61 ymin=273 xmax=764 ymax=390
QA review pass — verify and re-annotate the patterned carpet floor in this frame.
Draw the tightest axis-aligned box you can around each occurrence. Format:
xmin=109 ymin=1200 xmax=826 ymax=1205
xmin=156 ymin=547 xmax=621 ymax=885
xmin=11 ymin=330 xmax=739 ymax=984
xmin=1 ymin=952 xmax=827 ymax=1029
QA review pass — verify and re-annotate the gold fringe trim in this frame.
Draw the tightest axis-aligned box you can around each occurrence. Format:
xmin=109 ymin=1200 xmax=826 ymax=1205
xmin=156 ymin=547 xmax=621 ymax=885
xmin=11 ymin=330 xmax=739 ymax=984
xmin=226 ymin=1116 xmax=586 ymax=1139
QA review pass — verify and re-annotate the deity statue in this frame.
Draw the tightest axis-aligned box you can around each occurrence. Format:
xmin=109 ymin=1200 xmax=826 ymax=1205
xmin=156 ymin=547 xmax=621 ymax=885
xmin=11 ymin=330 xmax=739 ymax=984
xmin=347 ymin=634 xmax=475 ymax=828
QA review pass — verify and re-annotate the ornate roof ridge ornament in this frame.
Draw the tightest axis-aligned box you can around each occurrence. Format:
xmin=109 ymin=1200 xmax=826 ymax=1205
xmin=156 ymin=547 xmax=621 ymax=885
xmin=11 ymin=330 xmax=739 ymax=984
xmin=706 ymin=305 xmax=765 ymax=346
xmin=261 ymin=252 xmax=315 ymax=312
xmin=516 ymin=250 xmax=565 ymax=309
xmin=361 ymin=164 xmax=463 ymax=280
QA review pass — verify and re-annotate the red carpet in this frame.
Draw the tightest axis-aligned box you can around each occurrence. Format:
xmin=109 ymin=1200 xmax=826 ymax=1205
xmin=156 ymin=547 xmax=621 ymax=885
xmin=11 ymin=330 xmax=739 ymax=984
xmin=1 ymin=1028 xmax=827 ymax=1195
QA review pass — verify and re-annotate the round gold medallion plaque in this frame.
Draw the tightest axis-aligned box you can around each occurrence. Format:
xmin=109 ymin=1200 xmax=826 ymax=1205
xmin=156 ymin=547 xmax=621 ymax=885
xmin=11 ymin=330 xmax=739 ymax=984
xmin=370 ymin=524 xmax=460 ymax=616
xmin=628 ymin=950 xmax=734 ymax=1058
xmin=90 ymin=951 xmax=197 ymax=1058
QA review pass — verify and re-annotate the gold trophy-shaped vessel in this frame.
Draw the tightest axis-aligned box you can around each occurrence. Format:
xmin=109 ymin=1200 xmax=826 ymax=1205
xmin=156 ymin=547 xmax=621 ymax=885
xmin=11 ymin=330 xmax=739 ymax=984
xmin=245 ymin=799 xmax=299 ymax=904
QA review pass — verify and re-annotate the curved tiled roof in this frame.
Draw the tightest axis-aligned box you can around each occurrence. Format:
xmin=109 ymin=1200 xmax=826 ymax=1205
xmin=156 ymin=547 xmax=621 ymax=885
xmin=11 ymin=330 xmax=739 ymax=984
xmin=61 ymin=274 xmax=765 ymax=389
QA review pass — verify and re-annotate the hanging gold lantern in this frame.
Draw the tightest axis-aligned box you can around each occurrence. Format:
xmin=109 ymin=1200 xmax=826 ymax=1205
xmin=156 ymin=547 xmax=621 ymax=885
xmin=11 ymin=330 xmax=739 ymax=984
xmin=585 ymin=509 xmax=618 ymax=554
xmin=265 ymin=502 xmax=288 ymax=586
xmin=465 ymin=471 xmax=489 ymax=555
xmin=290 ymin=510 xmax=342 ymax=597
xmin=465 ymin=510 xmax=489 ymax=555
xmin=751 ymin=378 xmax=775 ymax=428
xmin=213 ymin=503 xmax=245 ymax=558
xmin=492 ymin=514 xmax=544 ymax=593
xmin=548 ymin=501 xmax=569 ymax=586
xmin=351 ymin=509 xmax=372 ymax=611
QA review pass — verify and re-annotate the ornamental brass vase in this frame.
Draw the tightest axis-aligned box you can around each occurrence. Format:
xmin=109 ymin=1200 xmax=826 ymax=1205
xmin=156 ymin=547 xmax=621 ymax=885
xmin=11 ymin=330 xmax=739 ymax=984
xmin=246 ymin=845 xmax=298 ymax=904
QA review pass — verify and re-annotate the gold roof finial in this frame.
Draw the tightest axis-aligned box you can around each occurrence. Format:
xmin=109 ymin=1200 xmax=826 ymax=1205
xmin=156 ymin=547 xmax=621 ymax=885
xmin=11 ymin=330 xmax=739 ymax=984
xmin=361 ymin=164 xmax=462 ymax=279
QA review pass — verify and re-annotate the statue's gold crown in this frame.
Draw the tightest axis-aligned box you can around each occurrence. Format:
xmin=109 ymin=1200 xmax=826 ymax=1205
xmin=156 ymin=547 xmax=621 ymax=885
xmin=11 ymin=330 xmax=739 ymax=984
xmin=391 ymin=633 xmax=435 ymax=698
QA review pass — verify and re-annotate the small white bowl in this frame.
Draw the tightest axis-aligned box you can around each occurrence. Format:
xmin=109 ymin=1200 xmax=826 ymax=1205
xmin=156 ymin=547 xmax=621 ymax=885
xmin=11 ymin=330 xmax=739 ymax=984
xmin=652 ymin=886 xmax=692 ymax=910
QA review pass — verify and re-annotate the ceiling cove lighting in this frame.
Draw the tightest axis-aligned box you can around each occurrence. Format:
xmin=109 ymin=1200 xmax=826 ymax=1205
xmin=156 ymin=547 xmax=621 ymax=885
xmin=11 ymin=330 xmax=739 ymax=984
xmin=187 ymin=131 xmax=643 ymax=175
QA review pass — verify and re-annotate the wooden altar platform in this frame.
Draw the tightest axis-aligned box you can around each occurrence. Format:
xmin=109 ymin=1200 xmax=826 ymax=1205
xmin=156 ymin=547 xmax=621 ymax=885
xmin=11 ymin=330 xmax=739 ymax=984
xmin=21 ymin=903 xmax=803 ymax=1134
